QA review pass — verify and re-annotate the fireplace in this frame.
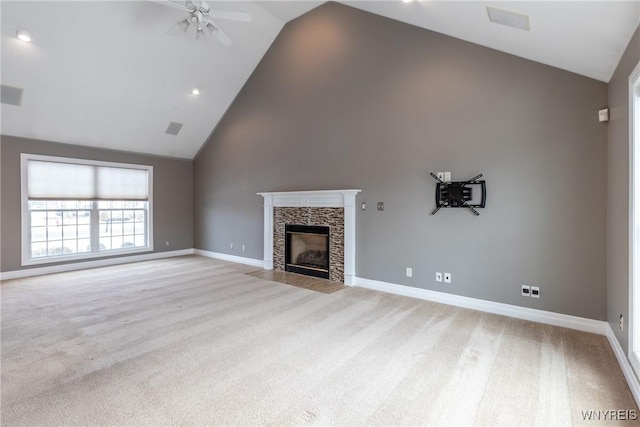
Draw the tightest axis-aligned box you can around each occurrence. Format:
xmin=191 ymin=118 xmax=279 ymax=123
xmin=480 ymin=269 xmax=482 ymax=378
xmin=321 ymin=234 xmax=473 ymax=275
xmin=285 ymin=224 xmax=330 ymax=279
xmin=258 ymin=189 xmax=361 ymax=284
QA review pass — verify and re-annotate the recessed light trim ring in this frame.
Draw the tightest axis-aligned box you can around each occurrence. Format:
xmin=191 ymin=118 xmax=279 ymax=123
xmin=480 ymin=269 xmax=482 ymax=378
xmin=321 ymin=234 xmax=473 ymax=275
xmin=15 ymin=28 xmax=33 ymax=43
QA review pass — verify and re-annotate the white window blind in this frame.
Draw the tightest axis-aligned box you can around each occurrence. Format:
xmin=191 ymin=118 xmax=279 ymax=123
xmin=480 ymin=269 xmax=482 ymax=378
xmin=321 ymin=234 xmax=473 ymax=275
xmin=27 ymin=160 xmax=149 ymax=200
xmin=96 ymin=167 xmax=148 ymax=200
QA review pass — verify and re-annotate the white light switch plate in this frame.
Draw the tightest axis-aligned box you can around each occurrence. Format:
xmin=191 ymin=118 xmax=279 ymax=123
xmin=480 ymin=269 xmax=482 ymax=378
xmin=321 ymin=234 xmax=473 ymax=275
xmin=598 ymin=108 xmax=609 ymax=122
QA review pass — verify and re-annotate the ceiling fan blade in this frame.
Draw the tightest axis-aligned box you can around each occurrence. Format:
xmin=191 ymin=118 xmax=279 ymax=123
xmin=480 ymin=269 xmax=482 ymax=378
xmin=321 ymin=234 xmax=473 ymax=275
xmin=208 ymin=9 xmax=252 ymax=22
xmin=204 ymin=21 xmax=232 ymax=46
xmin=148 ymin=0 xmax=189 ymax=12
xmin=167 ymin=17 xmax=191 ymax=36
xmin=179 ymin=17 xmax=192 ymax=30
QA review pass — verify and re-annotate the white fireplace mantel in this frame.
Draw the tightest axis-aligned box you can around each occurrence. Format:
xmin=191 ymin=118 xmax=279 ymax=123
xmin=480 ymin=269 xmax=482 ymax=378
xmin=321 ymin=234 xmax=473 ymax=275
xmin=258 ymin=189 xmax=361 ymax=285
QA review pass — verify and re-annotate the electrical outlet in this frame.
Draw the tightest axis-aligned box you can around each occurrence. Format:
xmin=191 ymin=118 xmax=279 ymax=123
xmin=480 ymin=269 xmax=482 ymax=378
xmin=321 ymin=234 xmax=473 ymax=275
xmin=406 ymin=267 xmax=412 ymax=277
xmin=444 ymin=273 xmax=451 ymax=283
xmin=531 ymin=286 xmax=540 ymax=298
xmin=241 ymin=244 xmax=245 ymax=252
xmin=377 ymin=202 xmax=384 ymax=211
xmin=620 ymin=314 xmax=624 ymax=331
xmin=437 ymin=172 xmax=444 ymax=181
xmin=522 ymin=285 xmax=531 ymax=297
xmin=361 ymin=202 xmax=366 ymax=211
xmin=230 ymin=243 xmax=234 ymax=249
xmin=444 ymin=172 xmax=451 ymax=182
xmin=435 ymin=272 xmax=443 ymax=282
xmin=165 ymin=241 xmax=170 ymax=246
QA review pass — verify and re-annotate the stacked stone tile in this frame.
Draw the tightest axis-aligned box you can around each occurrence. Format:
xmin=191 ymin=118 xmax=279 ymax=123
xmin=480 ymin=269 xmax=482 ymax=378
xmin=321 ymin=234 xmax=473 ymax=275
xmin=273 ymin=207 xmax=345 ymax=283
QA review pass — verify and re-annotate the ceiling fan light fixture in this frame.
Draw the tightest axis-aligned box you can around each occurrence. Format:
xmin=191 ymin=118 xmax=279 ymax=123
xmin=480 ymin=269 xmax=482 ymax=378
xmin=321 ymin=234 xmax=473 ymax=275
xmin=15 ymin=28 xmax=32 ymax=43
xmin=156 ymin=0 xmax=248 ymax=46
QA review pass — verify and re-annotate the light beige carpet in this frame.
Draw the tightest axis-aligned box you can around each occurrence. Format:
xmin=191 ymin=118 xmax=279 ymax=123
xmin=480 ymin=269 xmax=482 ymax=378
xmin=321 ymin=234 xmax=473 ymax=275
xmin=1 ymin=255 xmax=636 ymax=426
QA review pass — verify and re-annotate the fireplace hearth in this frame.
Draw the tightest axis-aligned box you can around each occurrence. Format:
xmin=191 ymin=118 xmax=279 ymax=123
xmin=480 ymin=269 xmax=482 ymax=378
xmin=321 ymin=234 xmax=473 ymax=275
xmin=285 ymin=224 xmax=330 ymax=279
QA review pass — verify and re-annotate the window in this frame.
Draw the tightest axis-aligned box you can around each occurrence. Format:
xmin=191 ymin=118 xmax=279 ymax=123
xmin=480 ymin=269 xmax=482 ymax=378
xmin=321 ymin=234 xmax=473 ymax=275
xmin=21 ymin=154 xmax=153 ymax=265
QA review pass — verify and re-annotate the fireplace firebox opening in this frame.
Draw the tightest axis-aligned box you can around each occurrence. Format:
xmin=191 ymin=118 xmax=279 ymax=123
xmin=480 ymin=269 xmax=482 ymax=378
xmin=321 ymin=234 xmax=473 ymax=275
xmin=285 ymin=224 xmax=330 ymax=279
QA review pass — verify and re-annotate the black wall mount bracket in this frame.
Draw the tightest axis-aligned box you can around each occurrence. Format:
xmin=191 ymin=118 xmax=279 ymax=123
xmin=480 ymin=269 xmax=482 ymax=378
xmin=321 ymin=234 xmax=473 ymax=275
xmin=430 ymin=172 xmax=486 ymax=216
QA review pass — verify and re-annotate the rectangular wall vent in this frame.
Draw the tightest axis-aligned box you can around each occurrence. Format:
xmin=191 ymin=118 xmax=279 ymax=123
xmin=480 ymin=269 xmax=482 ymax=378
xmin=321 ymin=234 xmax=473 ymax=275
xmin=165 ymin=121 xmax=183 ymax=136
xmin=1 ymin=84 xmax=24 ymax=106
xmin=487 ymin=7 xmax=530 ymax=31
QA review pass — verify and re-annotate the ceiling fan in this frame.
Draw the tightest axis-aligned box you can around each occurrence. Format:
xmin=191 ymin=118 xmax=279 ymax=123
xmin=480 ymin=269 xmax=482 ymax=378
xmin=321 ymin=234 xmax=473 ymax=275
xmin=152 ymin=0 xmax=252 ymax=46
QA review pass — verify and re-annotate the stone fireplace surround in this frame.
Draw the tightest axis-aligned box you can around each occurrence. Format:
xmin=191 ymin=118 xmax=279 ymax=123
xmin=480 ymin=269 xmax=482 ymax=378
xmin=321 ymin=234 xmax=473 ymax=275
xmin=277 ymin=209 xmax=341 ymax=281
xmin=258 ymin=190 xmax=361 ymax=285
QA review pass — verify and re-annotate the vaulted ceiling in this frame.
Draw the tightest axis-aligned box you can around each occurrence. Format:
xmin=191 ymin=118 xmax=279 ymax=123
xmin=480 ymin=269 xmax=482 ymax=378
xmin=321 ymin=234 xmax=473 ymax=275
xmin=2 ymin=1 xmax=638 ymax=159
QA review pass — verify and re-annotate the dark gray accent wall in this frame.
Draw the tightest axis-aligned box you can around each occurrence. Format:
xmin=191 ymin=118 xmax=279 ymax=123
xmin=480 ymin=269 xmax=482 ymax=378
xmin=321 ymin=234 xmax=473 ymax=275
xmin=194 ymin=2 xmax=608 ymax=319
xmin=607 ymin=26 xmax=640 ymax=353
xmin=1 ymin=135 xmax=194 ymax=272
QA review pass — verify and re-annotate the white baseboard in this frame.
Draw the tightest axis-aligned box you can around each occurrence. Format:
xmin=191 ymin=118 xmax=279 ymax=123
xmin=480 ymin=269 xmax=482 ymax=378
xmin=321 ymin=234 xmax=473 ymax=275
xmin=193 ymin=249 xmax=265 ymax=268
xmin=605 ymin=324 xmax=640 ymax=407
xmin=0 ymin=249 xmax=195 ymax=281
xmin=353 ymin=277 xmax=607 ymax=335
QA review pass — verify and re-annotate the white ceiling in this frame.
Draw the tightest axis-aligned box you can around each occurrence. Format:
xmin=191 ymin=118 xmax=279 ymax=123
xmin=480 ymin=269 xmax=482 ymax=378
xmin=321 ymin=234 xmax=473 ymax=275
xmin=2 ymin=1 xmax=638 ymax=159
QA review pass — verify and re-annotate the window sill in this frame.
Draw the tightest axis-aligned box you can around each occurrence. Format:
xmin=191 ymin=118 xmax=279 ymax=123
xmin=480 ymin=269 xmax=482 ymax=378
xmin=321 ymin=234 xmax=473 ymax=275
xmin=22 ymin=247 xmax=153 ymax=266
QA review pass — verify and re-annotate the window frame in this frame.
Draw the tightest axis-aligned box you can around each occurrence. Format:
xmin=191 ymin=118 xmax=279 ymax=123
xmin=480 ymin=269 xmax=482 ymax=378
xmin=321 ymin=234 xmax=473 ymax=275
xmin=629 ymin=59 xmax=640 ymax=378
xmin=20 ymin=153 xmax=154 ymax=266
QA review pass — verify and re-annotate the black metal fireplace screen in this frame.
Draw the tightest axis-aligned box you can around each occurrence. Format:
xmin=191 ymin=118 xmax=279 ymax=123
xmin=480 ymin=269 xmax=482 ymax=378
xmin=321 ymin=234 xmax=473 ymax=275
xmin=285 ymin=224 xmax=330 ymax=279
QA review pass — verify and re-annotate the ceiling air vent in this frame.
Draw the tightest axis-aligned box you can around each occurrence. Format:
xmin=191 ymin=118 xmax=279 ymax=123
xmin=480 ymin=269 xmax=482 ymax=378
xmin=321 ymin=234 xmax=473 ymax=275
xmin=486 ymin=7 xmax=530 ymax=31
xmin=1 ymin=84 xmax=24 ymax=106
xmin=165 ymin=121 xmax=183 ymax=136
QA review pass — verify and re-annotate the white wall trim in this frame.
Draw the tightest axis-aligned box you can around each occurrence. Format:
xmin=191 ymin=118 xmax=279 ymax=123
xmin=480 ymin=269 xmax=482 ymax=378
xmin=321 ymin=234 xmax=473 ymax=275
xmin=354 ymin=276 xmax=607 ymax=335
xmin=606 ymin=324 xmax=640 ymax=408
xmin=0 ymin=249 xmax=194 ymax=281
xmin=194 ymin=249 xmax=265 ymax=268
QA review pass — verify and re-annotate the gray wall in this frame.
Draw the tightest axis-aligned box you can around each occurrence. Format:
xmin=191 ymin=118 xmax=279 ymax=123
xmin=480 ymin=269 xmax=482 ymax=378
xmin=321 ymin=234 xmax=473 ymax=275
xmin=1 ymin=135 xmax=194 ymax=272
xmin=194 ymin=2 xmax=608 ymax=319
xmin=607 ymin=26 xmax=640 ymax=353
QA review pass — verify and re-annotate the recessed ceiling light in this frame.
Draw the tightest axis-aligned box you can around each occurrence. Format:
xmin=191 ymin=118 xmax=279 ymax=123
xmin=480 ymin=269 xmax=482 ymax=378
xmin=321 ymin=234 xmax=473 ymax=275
xmin=191 ymin=88 xmax=200 ymax=96
xmin=402 ymin=0 xmax=414 ymax=3
xmin=486 ymin=7 xmax=530 ymax=31
xmin=15 ymin=28 xmax=33 ymax=43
